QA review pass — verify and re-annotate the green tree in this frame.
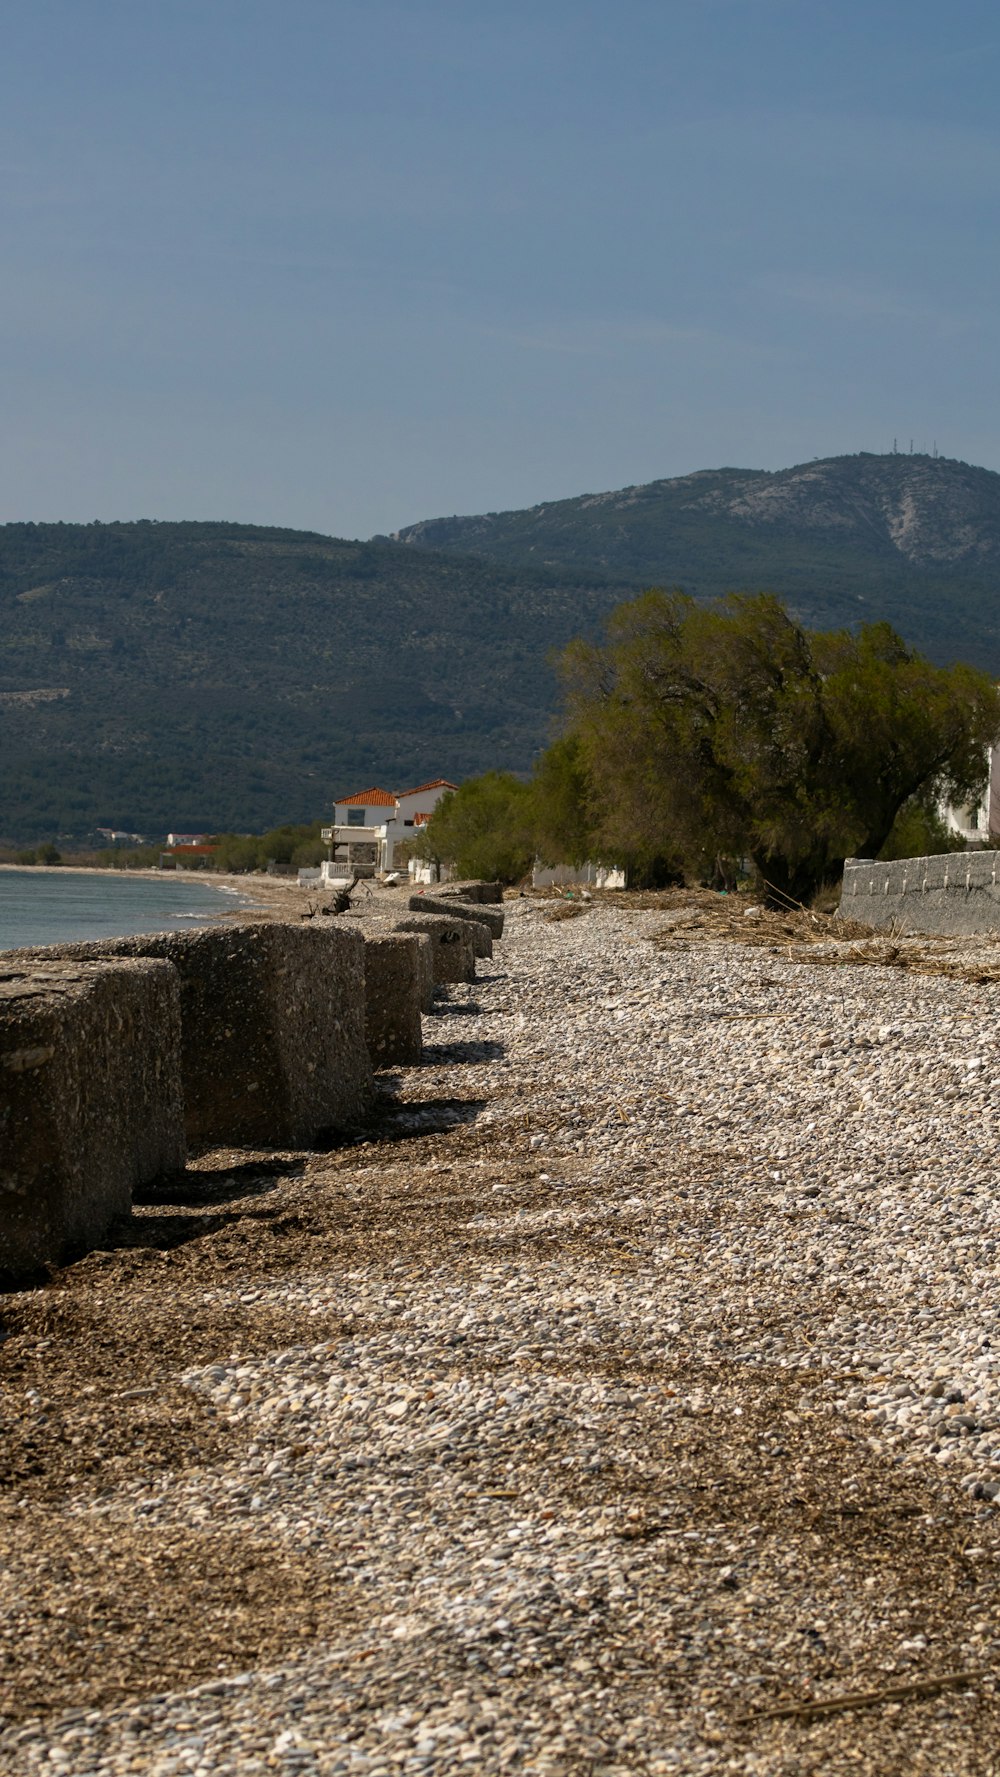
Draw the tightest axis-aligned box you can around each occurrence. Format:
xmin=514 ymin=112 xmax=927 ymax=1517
xmin=208 ymin=821 xmax=325 ymax=873
xmin=878 ymin=794 xmax=966 ymax=861
xmin=561 ymin=590 xmax=1000 ymax=904
xmin=529 ymin=733 xmax=595 ymax=867
xmin=211 ymin=833 xmax=263 ymax=873
xmin=290 ymin=836 xmax=327 ymax=868
xmin=418 ymin=773 xmax=535 ymax=883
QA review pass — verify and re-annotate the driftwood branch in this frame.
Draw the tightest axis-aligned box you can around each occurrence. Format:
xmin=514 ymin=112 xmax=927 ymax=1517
xmin=736 ymin=1668 xmax=984 ymax=1727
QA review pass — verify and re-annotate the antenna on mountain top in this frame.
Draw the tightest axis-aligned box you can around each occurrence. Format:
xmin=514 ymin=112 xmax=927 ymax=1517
xmin=909 ymin=439 xmax=914 ymax=453
xmin=933 ymin=440 xmax=938 ymax=458
xmin=892 ymin=437 xmax=898 ymax=454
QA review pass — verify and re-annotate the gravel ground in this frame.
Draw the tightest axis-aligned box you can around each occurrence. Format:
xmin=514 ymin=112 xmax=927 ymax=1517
xmin=3 ymin=898 xmax=1000 ymax=1773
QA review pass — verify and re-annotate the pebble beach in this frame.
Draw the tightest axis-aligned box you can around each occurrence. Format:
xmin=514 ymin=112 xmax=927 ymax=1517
xmin=3 ymin=896 xmax=1000 ymax=1773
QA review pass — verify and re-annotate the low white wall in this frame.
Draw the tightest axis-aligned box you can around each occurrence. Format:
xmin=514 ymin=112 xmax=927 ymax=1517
xmin=532 ymin=862 xmax=627 ymax=890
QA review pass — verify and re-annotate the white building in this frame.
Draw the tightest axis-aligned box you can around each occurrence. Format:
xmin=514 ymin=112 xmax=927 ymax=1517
xmin=940 ymin=744 xmax=1000 ymax=847
xmin=318 ymin=779 xmax=457 ymax=881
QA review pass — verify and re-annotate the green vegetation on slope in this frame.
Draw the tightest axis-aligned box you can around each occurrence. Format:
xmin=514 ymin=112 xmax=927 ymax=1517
xmin=4 ymin=452 xmax=1000 ymax=845
xmin=0 ymin=520 xmax=625 ymax=841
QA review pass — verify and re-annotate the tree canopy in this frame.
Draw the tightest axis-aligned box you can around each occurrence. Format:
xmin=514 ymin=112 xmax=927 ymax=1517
xmin=416 ymin=773 xmax=535 ymax=883
xmin=560 ymin=591 xmax=1000 ymax=903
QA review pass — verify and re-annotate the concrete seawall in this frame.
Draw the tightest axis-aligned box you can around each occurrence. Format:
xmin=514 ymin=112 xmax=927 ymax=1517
xmin=840 ymin=850 xmax=1000 ymax=935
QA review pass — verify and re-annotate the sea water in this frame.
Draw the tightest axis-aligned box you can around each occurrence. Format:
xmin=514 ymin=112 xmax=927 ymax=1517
xmin=0 ymin=869 xmax=255 ymax=951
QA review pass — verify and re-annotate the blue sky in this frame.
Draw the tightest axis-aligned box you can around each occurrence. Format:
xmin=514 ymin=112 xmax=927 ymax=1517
xmin=2 ymin=0 xmax=999 ymax=535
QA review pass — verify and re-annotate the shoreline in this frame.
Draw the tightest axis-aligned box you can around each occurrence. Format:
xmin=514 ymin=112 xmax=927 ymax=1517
xmin=0 ymin=866 xmax=310 ymax=949
xmin=0 ymin=863 xmax=306 ymax=914
xmin=0 ymin=862 xmax=274 ymax=887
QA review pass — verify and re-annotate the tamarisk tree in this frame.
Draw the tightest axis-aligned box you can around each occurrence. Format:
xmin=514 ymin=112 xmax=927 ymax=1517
xmin=560 ymin=591 xmax=1000 ymax=904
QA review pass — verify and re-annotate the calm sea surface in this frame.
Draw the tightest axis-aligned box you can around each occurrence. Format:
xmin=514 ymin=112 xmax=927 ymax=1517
xmin=0 ymin=869 xmax=256 ymax=951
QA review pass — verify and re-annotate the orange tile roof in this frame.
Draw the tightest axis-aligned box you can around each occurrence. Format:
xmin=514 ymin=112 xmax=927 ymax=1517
xmin=396 ymin=778 xmax=458 ymax=798
xmin=334 ymin=786 xmax=398 ymax=807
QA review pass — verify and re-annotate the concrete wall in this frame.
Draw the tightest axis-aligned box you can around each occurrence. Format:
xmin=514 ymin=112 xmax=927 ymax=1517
xmin=363 ymin=934 xmax=424 ymax=1067
xmin=1 ymin=958 xmax=186 ymax=1283
xmin=9 ymin=922 xmax=374 ymax=1147
xmin=839 ymin=851 xmax=1000 ymax=935
xmin=394 ymin=914 xmax=477 ymax=983
xmin=407 ymin=860 xmax=455 ymax=886
xmin=459 ymin=918 xmax=492 ymax=960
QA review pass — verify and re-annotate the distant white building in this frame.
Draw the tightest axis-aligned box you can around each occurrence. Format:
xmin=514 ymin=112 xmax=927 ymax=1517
xmin=97 ymin=827 xmax=149 ymax=845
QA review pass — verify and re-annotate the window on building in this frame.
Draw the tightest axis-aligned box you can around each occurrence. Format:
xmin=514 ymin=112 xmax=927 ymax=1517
xmin=347 ymin=808 xmax=366 ymax=827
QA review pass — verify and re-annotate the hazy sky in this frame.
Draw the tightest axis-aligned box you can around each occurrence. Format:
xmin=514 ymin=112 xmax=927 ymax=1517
xmin=2 ymin=0 xmax=999 ymax=536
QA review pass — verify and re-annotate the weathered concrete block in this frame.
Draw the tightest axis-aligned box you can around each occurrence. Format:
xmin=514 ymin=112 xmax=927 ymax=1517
xmin=10 ymin=922 xmax=374 ymax=1148
xmin=435 ymin=880 xmax=504 ymax=905
xmin=409 ymin=930 xmax=436 ymax=1011
xmin=403 ymin=908 xmax=492 ymax=960
xmin=394 ymin=914 xmax=477 ymax=983
xmin=408 ymin=894 xmax=504 ymax=939
xmin=0 ymin=958 xmax=185 ymax=1283
xmin=460 ymin=917 xmax=492 ymax=960
xmin=363 ymin=934 xmax=424 ymax=1067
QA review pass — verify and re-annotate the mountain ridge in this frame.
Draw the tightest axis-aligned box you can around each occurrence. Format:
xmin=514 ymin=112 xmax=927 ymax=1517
xmin=388 ymin=450 xmax=1000 ymax=682
xmin=391 ymin=451 xmax=1000 ymax=575
xmin=3 ymin=452 xmax=1000 ymax=842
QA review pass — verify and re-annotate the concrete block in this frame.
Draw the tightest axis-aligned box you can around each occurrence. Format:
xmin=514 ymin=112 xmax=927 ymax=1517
xmin=405 ymin=905 xmax=492 ymax=959
xmin=434 ymin=880 xmax=504 ymax=905
xmin=407 ymin=930 xmax=436 ymax=1011
xmin=408 ymin=894 xmax=504 ymax=939
xmin=0 ymin=958 xmax=185 ymax=1284
xmin=10 ymin=922 xmax=374 ymax=1148
xmin=394 ymin=914 xmax=477 ymax=983
xmin=459 ymin=918 xmax=493 ymax=960
xmin=363 ymin=934 xmax=424 ymax=1067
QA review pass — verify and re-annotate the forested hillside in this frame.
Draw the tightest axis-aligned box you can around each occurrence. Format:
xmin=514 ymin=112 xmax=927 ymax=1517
xmin=4 ymin=453 xmax=1000 ymax=844
xmin=393 ymin=452 xmax=1000 ymax=665
xmin=0 ymin=522 xmax=623 ymax=841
